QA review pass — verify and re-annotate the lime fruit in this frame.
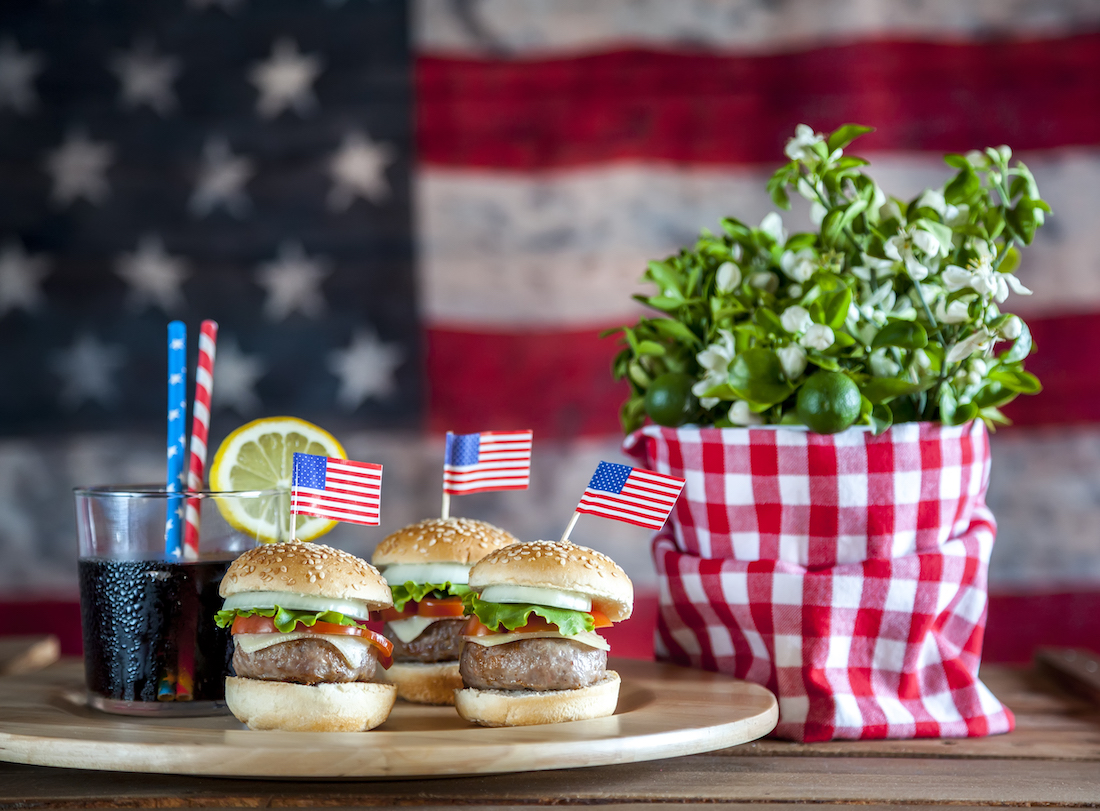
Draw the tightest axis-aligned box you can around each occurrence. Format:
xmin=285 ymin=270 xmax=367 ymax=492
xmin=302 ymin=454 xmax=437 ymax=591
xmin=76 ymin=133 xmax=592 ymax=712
xmin=209 ymin=416 xmax=346 ymax=542
xmin=644 ymin=372 xmax=699 ymax=427
xmin=795 ymin=371 xmax=861 ymax=434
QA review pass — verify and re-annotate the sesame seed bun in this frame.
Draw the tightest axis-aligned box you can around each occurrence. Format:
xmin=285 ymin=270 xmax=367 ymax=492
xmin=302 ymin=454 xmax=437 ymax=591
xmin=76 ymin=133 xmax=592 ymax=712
xmin=219 ymin=541 xmax=392 ymax=609
xmin=467 ymin=540 xmax=633 ymax=622
xmin=224 ymin=677 xmax=396 ymax=732
xmin=371 ymin=517 xmax=519 ymax=567
xmin=381 ymin=661 xmax=463 ymax=705
xmin=454 ymin=671 xmax=621 ymax=727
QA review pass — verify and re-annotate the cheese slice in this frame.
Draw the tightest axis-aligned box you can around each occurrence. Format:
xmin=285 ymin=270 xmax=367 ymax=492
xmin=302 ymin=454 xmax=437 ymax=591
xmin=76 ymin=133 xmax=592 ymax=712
xmin=386 ymin=615 xmax=444 ymax=644
xmin=463 ymin=630 xmax=610 ymax=652
xmin=233 ymin=632 xmax=376 ymax=669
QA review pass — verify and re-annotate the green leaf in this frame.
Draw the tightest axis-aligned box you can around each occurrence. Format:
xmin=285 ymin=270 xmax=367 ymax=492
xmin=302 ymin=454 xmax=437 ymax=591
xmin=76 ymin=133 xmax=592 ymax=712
xmin=636 ymin=340 xmax=667 ymax=356
xmin=860 ymin=377 xmax=925 ymax=404
xmin=870 ymin=403 xmax=893 ymax=435
xmin=944 ymin=153 xmax=970 ymax=169
xmin=939 ymin=385 xmax=959 ymax=425
xmin=620 ymin=396 xmax=647 ymax=433
xmin=650 ymin=318 xmax=700 ymax=346
xmin=645 ymin=260 xmax=682 ymax=294
xmin=463 ymin=595 xmax=594 ymax=636
xmin=728 ymin=347 xmax=793 ymax=406
xmin=827 ymin=124 xmax=875 ymax=153
xmin=213 ymin=606 xmax=362 ymax=633
xmin=1000 ymin=320 xmax=1033 ymax=363
xmin=944 ymin=165 xmax=980 ymax=205
xmin=997 ymin=246 xmax=1021 ymax=275
xmin=973 ymin=382 xmax=1016 ymax=409
xmin=390 ymin=582 xmax=471 ymax=612
xmin=823 ymin=287 xmax=853 ymax=329
xmin=988 ymin=367 xmax=1042 ymax=394
xmin=754 ymin=307 xmax=784 ymax=336
xmin=871 ymin=318 xmax=928 ymax=350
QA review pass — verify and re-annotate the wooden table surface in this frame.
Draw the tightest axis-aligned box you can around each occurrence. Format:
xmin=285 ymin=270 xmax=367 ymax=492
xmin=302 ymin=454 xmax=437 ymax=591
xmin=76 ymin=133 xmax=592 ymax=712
xmin=1 ymin=651 xmax=1098 ymax=809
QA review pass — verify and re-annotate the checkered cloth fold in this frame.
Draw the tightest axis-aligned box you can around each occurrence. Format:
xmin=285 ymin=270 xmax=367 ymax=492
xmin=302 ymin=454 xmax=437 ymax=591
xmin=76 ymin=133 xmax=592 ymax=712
xmin=623 ymin=420 xmax=1013 ymax=742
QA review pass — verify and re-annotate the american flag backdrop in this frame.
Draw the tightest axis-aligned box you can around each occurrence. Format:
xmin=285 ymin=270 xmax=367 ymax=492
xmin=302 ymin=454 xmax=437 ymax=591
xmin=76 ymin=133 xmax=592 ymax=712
xmin=2 ymin=0 xmax=1100 ymax=662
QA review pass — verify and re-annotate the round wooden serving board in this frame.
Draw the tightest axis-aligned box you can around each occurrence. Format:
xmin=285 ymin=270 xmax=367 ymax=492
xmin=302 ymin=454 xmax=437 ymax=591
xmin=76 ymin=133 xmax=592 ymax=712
xmin=0 ymin=658 xmax=777 ymax=779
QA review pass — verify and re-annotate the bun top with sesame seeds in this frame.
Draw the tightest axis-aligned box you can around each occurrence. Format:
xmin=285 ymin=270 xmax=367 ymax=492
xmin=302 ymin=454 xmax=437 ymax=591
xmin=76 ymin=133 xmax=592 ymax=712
xmin=219 ymin=541 xmax=392 ymax=609
xmin=371 ymin=517 xmax=519 ymax=567
xmin=468 ymin=540 xmax=633 ymax=622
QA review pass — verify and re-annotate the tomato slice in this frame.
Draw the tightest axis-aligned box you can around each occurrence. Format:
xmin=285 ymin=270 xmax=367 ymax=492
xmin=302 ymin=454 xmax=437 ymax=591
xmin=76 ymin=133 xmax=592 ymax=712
xmin=379 ymin=596 xmax=466 ymax=623
xmin=229 ymin=614 xmax=394 ymax=663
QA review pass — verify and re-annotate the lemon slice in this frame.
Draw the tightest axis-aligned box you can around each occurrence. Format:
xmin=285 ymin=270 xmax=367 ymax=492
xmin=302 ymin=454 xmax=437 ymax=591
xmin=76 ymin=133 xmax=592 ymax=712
xmin=209 ymin=417 xmax=346 ymax=543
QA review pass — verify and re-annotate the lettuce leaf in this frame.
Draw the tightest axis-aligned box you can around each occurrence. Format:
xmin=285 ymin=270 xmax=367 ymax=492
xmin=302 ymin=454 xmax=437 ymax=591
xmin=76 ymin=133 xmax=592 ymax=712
xmin=214 ymin=605 xmax=360 ymax=633
xmin=390 ymin=581 xmax=472 ymax=612
xmin=462 ymin=593 xmax=594 ymax=637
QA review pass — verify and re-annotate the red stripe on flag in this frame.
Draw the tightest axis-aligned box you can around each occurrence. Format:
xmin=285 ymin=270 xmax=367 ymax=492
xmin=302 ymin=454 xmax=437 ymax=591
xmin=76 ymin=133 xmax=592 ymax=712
xmin=426 ymin=326 xmax=627 ymax=438
xmin=418 ymin=35 xmax=1100 ymax=169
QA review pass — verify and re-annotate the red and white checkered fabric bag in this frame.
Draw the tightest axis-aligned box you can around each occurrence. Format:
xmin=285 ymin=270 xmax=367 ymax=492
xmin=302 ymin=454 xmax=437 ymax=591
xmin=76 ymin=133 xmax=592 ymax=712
xmin=623 ymin=420 xmax=1013 ymax=742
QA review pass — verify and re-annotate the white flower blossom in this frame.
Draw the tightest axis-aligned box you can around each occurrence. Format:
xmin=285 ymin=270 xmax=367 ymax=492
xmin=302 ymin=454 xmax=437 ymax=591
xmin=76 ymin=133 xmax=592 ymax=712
xmin=715 ymin=261 xmax=742 ymax=293
xmin=777 ymin=344 xmax=807 ymax=380
xmin=748 ymin=271 xmax=779 ymax=293
xmin=869 ymin=349 xmax=900 ymax=378
xmin=883 ymin=225 xmax=945 ymax=281
xmin=941 ymin=256 xmax=1032 ymax=304
xmin=759 ymin=212 xmax=787 ymax=245
xmin=788 ymin=284 xmax=802 ymax=298
xmin=946 ymin=329 xmax=992 ymax=364
xmin=784 ymin=123 xmax=824 ymax=163
xmin=913 ymin=349 xmax=931 ymax=370
xmin=1000 ymin=315 xmax=1023 ymax=340
xmin=800 ymin=323 xmax=835 ymax=351
xmin=729 ymin=400 xmax=765 ymax=426
xmin=780 ymin=305 xmax=812 ymax=334
xmin=810 ymin=202 xmax=827 ymax=225
xmin=780 ymin=248 xmax=817 ymax=283
xmin=692 ymin=330 xmax=736 ymax=408
xmin=935 ymin=297 xmax=971 ymax=324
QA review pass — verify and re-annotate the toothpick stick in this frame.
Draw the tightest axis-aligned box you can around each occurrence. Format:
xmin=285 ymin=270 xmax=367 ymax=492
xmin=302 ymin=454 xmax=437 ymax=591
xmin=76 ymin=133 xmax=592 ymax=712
xmin=560 ymin=511 xmax=580 ymax=543
xmin=441 ymin=491 xmax=451 ymax=520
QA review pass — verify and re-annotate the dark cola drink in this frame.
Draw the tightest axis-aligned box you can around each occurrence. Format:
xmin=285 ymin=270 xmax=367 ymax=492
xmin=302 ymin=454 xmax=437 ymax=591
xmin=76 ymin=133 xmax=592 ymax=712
xmin=78 ymin=557 xmax=233 ymax=707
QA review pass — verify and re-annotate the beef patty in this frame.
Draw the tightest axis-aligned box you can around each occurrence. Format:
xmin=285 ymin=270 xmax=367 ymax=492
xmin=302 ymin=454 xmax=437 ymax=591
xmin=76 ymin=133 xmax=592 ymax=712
xmin=460 ymin=637 xmax=607 ymax=691
xmin=232 ymin=637 xmax=378 ymax=685
xmin=387 ymin=617 xmax=467 ymax=663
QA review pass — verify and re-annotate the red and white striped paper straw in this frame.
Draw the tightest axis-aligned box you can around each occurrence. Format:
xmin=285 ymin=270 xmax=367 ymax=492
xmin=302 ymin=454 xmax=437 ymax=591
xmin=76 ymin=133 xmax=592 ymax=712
xmin=183 ymin=320 xmax=218 ymax=560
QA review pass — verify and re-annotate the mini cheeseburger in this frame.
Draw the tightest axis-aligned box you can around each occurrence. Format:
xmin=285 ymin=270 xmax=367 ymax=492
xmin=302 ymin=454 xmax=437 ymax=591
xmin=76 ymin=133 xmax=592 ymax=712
xmin=214 ymin=542 xmax=397 ymax=731
xmin=371 ymin=517 xmax=519 ymax=704
xmin=455 ymin=539 xmax=633 ymax=727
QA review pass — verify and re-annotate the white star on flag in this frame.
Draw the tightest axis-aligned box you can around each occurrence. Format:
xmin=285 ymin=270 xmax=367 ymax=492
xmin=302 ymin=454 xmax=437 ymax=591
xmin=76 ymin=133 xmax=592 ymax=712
xmin=248 ymin=37 xmax=323 ymax=119
xmin=0 ymin=241 xmax=50 ymax=317
xmin=255 ymin=241 xmax=330 ymax=321
xmin=213 ymin=335 xmax=266 ymax=414
xmin=115 ymin=235 xmax=190 ymax=312
xmin=328 ymin=131 xmax=395 ymax=210
xmin=327 ymin=329 xmax=404 ymax=410
xmin=49 ymin=333 xmax=126 ymax=409
xmin=110 ymin=39 xmax=181 ymax=115
xmin=189 ymin=136 xmax=254 ymax=218
xmin=0 ymin=37 xmax=44 ymax=114
xmin=44 ymin=130 xmax=114 ymax=207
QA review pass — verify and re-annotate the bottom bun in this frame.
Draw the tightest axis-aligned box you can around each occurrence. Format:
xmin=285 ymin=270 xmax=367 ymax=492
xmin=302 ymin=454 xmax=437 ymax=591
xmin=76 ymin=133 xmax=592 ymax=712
xmin=225 ymin=677 xmax=397 ymax=732
xmin=383 ymin=661 xmax=463 ymax=706
xmin=454 ymin=671 xmax=620 ymax=727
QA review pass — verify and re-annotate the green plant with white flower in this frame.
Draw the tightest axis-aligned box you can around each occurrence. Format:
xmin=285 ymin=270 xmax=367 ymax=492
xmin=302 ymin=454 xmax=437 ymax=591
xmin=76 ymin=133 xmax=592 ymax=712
xmin=610 ymin=123 xmax=1047 ymax=435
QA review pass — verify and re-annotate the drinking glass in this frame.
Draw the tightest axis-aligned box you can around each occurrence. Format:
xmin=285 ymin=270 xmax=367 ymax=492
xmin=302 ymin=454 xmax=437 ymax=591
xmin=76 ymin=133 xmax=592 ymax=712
xmin=74 ymin=485 xmax=288 ymax=716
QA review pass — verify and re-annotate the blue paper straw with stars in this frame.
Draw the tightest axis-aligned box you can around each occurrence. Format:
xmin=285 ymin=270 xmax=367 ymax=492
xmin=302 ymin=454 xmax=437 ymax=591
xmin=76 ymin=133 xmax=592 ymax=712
xmin=165 ymin=321 xmax=187 ymax=559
